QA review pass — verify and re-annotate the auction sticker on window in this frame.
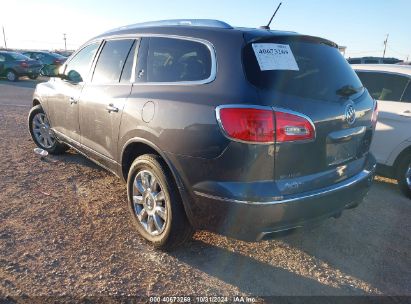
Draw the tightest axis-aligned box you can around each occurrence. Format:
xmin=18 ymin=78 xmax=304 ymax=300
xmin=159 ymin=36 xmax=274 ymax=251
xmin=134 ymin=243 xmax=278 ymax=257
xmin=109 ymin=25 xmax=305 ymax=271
xmin=252 ymin=43 xmax=299 ymax=71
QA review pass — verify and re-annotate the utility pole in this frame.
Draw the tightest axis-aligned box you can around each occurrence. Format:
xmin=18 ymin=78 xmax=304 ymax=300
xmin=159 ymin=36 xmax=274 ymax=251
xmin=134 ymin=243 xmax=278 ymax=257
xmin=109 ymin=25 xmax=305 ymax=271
xmin=382 ymin=34 xmax=389 ymax=58
xmin=63 ymin=33 xmax=67 ymax=51
xmin=2 ymin=26 xmax=7 ymax=50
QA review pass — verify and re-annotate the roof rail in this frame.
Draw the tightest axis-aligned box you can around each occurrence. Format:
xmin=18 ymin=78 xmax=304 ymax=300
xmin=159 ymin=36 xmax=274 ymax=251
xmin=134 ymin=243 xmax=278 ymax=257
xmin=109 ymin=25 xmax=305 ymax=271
xmin=107 ymin=19 xmax=233 ymax=33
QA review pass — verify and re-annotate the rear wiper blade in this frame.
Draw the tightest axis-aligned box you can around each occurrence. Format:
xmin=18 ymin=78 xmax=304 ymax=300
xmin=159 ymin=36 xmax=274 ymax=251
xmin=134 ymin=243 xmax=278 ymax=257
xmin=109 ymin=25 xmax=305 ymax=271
xmin=336 ymin=85 xmax=362 ymax=97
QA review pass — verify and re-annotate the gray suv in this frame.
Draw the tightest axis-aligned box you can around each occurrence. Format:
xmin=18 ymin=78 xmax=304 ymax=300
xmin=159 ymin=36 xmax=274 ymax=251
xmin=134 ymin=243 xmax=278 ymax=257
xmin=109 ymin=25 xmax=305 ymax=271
xmin=28 ymin=20 xmax=377 ymax=250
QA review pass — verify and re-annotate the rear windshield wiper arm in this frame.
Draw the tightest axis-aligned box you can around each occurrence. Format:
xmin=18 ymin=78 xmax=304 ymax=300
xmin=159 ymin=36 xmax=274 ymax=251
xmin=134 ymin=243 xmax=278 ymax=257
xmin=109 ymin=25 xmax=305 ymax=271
xmin=336 ymin=85 xmax=362 ymax=97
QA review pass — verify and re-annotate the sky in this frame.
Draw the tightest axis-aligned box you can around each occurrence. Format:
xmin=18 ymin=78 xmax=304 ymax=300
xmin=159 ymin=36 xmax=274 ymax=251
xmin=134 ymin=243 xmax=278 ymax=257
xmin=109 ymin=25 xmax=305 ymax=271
xmin=1 ymin=0 xmax=410 ymax=60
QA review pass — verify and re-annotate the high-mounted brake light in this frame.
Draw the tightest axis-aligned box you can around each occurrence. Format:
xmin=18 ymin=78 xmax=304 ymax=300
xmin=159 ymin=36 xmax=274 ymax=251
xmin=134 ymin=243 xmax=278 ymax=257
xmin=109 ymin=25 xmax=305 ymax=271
xmin=371 ymin=100 xmax=378 ymax=127
xmin=216 ymin=106 xmax=315 ymax=144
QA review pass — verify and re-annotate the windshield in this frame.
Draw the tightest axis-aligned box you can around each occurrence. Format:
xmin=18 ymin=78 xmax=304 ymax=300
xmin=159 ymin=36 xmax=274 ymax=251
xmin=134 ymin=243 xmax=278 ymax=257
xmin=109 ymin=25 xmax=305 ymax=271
xmin=243 ymin=37 xmax=364 ymax=102
xmin=8 ymin=52 xmax=30 ymax=61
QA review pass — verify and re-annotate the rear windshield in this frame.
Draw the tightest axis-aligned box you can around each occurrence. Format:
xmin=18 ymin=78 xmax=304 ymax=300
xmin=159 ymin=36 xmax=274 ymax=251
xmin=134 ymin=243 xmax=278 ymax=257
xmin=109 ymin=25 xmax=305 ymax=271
xmin=243 ymin=37 xmax=363 ymax=102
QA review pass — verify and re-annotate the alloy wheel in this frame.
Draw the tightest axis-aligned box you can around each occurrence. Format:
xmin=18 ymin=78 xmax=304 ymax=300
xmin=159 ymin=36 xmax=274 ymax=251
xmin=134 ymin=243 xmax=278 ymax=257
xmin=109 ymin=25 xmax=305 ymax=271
xmin=132 ymin=170 xmax=168 ymax=236
xmin=32 ymin=113 xmax=56 ymax=149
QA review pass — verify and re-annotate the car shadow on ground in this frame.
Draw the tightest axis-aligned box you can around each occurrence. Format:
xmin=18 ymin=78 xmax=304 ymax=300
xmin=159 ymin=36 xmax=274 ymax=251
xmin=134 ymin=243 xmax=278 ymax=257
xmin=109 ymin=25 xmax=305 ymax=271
xmin=171 ymin=239 xmax=356 ymax=296
xmin=48 ymin=149 xmax=105 ymax=172
xmin=277 ymin=176 xmax=410 ymax=295
xmin=169 ymin=176 xmax=410 ymax=296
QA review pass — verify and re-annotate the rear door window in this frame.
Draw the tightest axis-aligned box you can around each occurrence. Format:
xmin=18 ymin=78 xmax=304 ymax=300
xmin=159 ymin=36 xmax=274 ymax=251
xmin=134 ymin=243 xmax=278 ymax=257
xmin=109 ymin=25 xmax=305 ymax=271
xmin=92 ymin=39 xmax=135 ymax=84
xmin=120 ymin=40 xmax=138 ymax=83
xmin=146 ymin=37 xmax=212 ymax=83
xmin=357 ymin=72 xmax=409 ymax=101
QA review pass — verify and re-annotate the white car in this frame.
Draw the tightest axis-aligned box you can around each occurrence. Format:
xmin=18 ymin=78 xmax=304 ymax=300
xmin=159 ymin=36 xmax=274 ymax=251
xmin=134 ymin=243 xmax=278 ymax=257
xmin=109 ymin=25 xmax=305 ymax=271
xmin=353 ymin=64 xmax=411 ymax=198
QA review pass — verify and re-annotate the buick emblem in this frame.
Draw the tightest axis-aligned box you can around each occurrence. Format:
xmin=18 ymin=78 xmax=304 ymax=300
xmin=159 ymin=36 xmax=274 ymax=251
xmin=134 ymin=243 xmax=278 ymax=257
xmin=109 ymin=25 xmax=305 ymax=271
xmin=345 ymin=104 xmax=356 ymax=125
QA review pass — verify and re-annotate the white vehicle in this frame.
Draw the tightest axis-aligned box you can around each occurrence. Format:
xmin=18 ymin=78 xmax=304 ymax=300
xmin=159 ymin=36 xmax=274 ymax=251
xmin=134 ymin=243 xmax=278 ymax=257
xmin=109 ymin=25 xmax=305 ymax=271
xmin=353 ymin=64 xmax=411 ymax=198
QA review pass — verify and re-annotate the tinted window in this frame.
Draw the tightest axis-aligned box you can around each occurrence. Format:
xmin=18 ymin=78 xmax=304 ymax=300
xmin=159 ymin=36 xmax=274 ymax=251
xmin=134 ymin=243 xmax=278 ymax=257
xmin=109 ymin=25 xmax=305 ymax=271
xmin=92 ymin=39 xmax=135 ymax=84
xmin=357 ymin=72 xmax=409 ymax=101
xmin=348 ymin=58 xmax=361 ymax=64
xmin=120 ymin=40 xmax=137 ymax=83
xmin=8 ymin=52 xmax=29 ymax=60
xmin=64 ymin=43 xmax=99 ymax=83
xmin=364 ymin=59 xmax=380 ymax=64
xmin=147 ymin=37 xmax=212 ymax=82
xmin=401 ymin=82 xmax=411 ymax=103
xmin=243 ymin=37 xmax=363 ymax=102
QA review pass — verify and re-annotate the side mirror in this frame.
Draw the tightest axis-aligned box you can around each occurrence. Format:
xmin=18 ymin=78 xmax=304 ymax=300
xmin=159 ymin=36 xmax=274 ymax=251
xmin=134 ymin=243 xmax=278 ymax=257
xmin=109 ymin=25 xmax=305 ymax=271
xmin=66 ymin=70 xmax=83 ymax=83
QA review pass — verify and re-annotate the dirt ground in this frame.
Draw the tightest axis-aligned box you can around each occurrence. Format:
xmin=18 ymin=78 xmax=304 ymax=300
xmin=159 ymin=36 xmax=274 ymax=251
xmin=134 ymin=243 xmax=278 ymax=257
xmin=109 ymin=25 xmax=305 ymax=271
xmin=0 ymin=79 xmax=410 ymax=302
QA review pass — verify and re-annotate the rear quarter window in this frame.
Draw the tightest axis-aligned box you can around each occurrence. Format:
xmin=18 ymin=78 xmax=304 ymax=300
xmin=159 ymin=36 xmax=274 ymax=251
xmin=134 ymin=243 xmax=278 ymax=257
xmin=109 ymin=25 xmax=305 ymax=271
xmin=357 ymin=71 xmax=410 ymax=102
xmin=146 ymin=37 xmax=212 ymax=83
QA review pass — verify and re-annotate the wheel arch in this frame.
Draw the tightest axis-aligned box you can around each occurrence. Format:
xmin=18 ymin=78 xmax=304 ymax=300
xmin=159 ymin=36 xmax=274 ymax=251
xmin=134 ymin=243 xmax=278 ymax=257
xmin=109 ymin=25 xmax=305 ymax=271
xmin=33 ymin=99 xmax=41 ymax=107
xmin=120 ymin=138 xmax=197 ymax=226
xmin=393 ymin=144 xmax=411 ymax=173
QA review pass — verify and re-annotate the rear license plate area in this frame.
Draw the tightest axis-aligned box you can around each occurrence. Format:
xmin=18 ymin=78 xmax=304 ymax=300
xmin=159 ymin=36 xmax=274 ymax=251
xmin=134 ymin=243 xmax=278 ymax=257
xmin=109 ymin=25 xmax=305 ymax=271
xmin=326 ymin=138 xmax=361 ymax=166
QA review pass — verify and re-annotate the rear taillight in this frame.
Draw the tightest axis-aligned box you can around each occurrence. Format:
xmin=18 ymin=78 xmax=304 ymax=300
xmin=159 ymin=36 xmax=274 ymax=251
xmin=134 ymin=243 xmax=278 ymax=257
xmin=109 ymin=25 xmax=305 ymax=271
xmin=275 ymin=110 xmax=315 ymax=142
xmin=371 ymin=100 xmax=378 ymax=127
xmin=20 ymin=61 xmax=29 ymax=68
xmin=218 ymin=107 xmax=275 ymax=143
xmin=216 ymin=106 xmax=315 ymax=144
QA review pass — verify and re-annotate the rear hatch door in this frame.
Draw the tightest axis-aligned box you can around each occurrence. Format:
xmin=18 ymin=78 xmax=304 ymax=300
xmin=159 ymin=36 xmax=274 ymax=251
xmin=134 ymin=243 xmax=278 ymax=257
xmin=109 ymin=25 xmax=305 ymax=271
xmin=243 ymin=34 xmax=375 ymax=194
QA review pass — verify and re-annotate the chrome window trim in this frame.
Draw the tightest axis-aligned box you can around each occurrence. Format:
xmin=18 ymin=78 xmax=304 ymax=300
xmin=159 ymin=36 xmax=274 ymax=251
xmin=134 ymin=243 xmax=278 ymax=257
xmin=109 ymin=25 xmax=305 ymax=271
xmin=92 ymin=33 xmax=217 ymax=85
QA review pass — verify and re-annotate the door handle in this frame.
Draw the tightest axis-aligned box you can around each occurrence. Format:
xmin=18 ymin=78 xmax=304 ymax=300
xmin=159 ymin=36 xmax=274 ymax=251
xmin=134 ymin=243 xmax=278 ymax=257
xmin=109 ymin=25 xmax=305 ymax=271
xmin=106 ymin=104 xmax=119 ymax=113
xmin=69 ymin=97 xmax=77 ymax=104
xmin=399 ymin=110 xmax=411 ymax=117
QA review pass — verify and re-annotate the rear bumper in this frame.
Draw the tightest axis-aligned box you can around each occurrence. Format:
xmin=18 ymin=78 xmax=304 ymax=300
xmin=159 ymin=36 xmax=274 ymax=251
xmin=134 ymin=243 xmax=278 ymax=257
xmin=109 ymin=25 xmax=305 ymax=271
xmin=192 ymin=154 xmax=376 ymax=240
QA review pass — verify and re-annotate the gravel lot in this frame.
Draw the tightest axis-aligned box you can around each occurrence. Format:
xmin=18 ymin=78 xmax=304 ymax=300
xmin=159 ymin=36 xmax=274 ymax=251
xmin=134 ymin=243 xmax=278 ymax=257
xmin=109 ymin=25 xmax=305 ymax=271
xmin=0 ymin=79 xmax=410 ymax=301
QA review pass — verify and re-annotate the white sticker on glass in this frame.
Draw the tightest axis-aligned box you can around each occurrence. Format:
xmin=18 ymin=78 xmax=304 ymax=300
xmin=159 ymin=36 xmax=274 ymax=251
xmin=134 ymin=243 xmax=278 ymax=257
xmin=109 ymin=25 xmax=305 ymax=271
xmin=252 ymin=43 xmax=299 ymax=71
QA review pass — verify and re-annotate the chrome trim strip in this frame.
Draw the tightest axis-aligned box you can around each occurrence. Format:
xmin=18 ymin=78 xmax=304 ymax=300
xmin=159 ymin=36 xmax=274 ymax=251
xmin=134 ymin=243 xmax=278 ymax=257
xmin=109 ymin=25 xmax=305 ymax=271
xmin=93 ymin=33 xmax=217 ymax=86
xmin=193 ymin=168 xmax=373 ymax=205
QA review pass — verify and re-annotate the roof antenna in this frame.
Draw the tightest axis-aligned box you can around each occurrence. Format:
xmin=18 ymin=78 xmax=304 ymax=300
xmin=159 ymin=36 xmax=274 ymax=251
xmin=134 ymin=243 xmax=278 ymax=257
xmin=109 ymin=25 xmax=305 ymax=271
xmin=260 ymin=2 xmax=282 ymax=30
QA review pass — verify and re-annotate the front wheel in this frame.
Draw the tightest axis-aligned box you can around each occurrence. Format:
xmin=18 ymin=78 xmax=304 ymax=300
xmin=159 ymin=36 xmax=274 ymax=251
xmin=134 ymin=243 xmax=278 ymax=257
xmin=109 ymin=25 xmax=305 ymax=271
xmin=397 ymin=154 xmax=411 ymax=199
xmin=127 ymin=154 xmax=193 ymax=250
xmin=28 ymin=105 xmax=68 ymax=154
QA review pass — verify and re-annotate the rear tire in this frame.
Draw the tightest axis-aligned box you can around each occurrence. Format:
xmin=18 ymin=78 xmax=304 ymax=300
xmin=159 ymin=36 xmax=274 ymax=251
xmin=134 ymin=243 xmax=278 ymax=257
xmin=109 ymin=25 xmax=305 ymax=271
xmin=127 ymin=154 xmax=193 ymax=250
xmin=396 ymin=154 xmax=411 ymax=199
xmin=28 ymin=74 xmax=38 ymax=80
xmin=28 ymin=105 xmax=69 ymax=155
xmin=6 ymin=69 xmax=18 ymax=82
